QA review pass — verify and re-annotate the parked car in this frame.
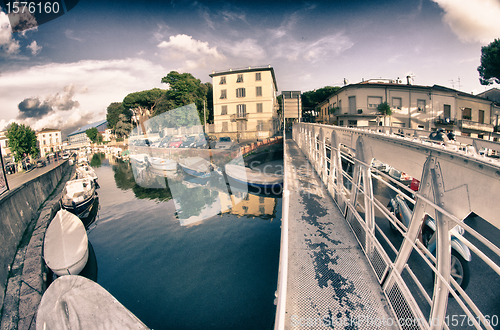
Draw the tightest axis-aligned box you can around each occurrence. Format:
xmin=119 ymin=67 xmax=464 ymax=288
xmin=36 ymin=159 xmax=47 ymax=168
xmin=215 ymin=136 xmax=236 ymax=150
xmin=4 ymin=162 xmax=16 ymax=174
xmin=168 ymin=136 xmax=184 ymax=148
xmin=179 ymin=136 xmax=197 ymax=148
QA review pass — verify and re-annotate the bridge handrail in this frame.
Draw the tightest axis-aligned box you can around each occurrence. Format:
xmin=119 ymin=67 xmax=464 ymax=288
xmin=289 ymin=122 xmax=500 ymax=330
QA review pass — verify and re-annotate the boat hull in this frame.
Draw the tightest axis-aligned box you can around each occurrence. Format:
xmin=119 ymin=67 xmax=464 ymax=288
xmin=62 ymin=193 xmax=96 ymax=218
xmin=43 ymin=210 xmax=89 ymax=276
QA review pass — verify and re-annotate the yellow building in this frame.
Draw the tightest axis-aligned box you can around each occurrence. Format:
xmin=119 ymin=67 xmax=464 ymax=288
xmin=209 ymin=66 xmax=279 ymax=140
xmin=36 ymin=128 xmax=62 ymax=157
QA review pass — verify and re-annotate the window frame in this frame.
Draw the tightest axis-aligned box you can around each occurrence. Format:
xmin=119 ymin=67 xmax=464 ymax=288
xmin=367 ymin=96 xmax=383 ymax=109
xmin=255 ymin=72 xmax=261 ymax=81
xmin=392 ymin=97 xmax=402 ymax=110
xmin=236 ymin=88 xmax=246 ymax=98
xmin=220 ymin=76 xmax=226 ymax=84
xmin=236 ymin=74 xmax=243 ymax=83
xmin=256 ymin=103 xmax=263 ymax=113
xmin=221 ymin=105 xmax=227 ymax=115
xmin=256 ymin=86 xmax=262 ymax=97
xmin=417 ymin=99 xmax=426 ymax=112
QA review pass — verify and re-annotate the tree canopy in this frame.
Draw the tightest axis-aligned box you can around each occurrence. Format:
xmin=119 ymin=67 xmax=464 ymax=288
xmin=302 ymin=86 xmax=341 ymax=113
xmin=478 ymin=38 xmax=500 ymax=85
xmin=85 ymin=127 xmax=99 ymax=143
xmin=115 ymin=114 xmax=133 ymax=139
xmin=377 ymin=102 xmax=392 ymax=116
xmin=6 ymin=122 xmax=39 ymax=162
xmin=106 ymin=102 xmax=130 ymax=131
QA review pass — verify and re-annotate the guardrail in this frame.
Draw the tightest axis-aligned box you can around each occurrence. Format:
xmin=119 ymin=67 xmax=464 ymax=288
xmin=292 ymin=123 xmax=500 ymax=330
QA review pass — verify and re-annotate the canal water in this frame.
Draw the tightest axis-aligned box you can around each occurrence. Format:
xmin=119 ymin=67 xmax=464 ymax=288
xmin=82 ymin=153 xmax=282 ymax=329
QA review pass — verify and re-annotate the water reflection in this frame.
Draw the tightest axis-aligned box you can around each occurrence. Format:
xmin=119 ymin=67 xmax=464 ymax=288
xmin=110 ymin=154 xmax=279 ymax=226
xmin=90 ymin=152 xmax=106 ymax=168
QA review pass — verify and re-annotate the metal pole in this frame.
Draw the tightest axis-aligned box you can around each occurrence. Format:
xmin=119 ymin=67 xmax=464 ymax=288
xmin=0 ymin=144 xmax=9 ymax=192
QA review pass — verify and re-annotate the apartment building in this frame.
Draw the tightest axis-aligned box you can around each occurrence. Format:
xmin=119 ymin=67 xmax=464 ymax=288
xmin=209 ymin=65 xmax=279 ymax=140
xmin=36 ymin=128 xmax=62 ymax=157
xmin=321 ymin=80 xmax=500 ymax=139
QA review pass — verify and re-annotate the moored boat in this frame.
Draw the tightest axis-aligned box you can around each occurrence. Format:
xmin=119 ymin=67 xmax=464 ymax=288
xmin=225 ymin=164 xmax=283 ymax=191
xmin=149 ymin=156 xmax=178 ymax=176
xmin=61 ymin=177 xmax=96 ymax=218
xmin=36 ymin=275 xmax=149 ymax=329
xmin=178 ymin=156 xmax=214 ymax=178
xmin=43 ymin=209 xmax=89 ymax=276
xmin=76 ymin=164 xmax=98 ymax=182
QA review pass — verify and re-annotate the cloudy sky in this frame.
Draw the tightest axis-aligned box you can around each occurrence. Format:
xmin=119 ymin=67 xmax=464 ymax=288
xmin=1 ymin=0 xmax=500 ymax=137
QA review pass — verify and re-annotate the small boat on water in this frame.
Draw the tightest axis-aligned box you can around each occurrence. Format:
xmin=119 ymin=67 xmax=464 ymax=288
xmin=43 ymin=209 xmax=89 ymax=276
xmin=178 ymin=156 xmax=214 ymax=178
xmin=225 ymin=164 xmax=283 ymax=191
xmin=149 ymin=156 xmax=178 ymax=176
xmin=76 ymin=164 xmax=98 ymax=182
xmin=36 ymin=275 xmax=149 ymax=329
xmin=130 ymin=153 xmax=149 ymax=169
xmin=61 ymin=177 xmax=97 ymax=218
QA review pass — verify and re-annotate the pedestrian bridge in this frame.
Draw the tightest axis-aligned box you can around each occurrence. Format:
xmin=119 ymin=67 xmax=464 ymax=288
xmin=275 ymin=123 xmax=500 ymax=330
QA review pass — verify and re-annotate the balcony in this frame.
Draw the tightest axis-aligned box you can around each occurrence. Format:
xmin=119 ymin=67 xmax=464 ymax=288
xmin=435 ymin=117 xmax=455 ymax=125
xmin=458 ymin=119 xmax=494 ymax=133
xmin=230 ymin=113 xmax=247 ymax=121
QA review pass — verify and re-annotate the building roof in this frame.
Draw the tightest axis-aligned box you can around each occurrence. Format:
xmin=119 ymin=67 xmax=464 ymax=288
xmin=209 ymin=65 xmax=278 ymax=91
xmin=67 ymin=119 xmax=107 ymax=137
xmin=477 ymin=88 xmax=500 ymax=104
xmin=37 ymin=128 xmax=61 ymax=134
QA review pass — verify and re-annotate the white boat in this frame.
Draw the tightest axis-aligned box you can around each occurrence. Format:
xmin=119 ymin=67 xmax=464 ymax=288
xmin=43 ymin=210 xmax=89 ymax=276
xmin=130 ymin=153 xmax=149 ymax=169
xmin=225 ymin=164 xmax=283 ymax=191
xmin=36 ymin=275 xmax=149 ymax=329
xmin=178 ymin=156 xmax=213 ymax=178
xmin=149 ymin=156 xmax=178 ymax=176
xmin=61 ymin=178 xmax=96 ymax=218
xmin=76 ymin=164 xmax=98 ymax=182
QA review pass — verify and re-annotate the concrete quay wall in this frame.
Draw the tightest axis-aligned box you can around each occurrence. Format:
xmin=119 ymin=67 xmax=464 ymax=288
xmin=0 ymin=161 xmax=70 ymax=310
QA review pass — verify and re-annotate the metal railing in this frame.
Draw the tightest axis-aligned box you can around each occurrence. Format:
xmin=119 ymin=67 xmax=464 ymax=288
xmin=289 ymin=123 xmax=500 ymax=330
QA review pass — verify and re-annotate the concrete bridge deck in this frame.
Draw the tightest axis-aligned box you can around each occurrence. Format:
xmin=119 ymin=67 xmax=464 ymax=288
xmin=282 ymin=137 xmax=396 ymax=329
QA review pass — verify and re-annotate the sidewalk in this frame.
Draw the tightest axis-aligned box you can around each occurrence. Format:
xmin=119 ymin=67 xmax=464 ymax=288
xmin=0 ymin=166 xmax=74 ymax=330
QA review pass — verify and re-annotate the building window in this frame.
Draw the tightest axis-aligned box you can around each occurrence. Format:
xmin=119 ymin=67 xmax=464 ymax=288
xmin=392 ymin=97 xmax=402 ymax=110
xmin=220 ymin=89 xmax=227 ymax=99
xmin=348 ymin=120 xmax=358 ymax=126
xmin=43 ymin=134 xmax=45 ymax=138
xmin=256 ymin=103 xmax=263 ymax=113
xmin=368 ymin=96 xmax=382 ymax=109
xmin=444 ymin=104 xmax=451 ymax=118
xmin=479 ymin=110 xmax=485 ymax=124
xmin=236 ymin=74 xmax=243 ymax=83
xmin=237 ymin=104 xmax=246 ymax=118
xmin=256 ymin=86 xmax=262 ymax=97
xmin=257 ymin=120 xmax=264 ymax=131
xmin=49 ymin=134 xmax=52 ymax=137
xmin=256 ymin=72 xmax=261 ymax=81
xmin=221 ymin=105 xmax=227 ymax=115
xmin=43 ymin=140 xmax=46 ymax=145
xmin=339 ymin=120 xmax=344 ymax=126
xmin=220 ymin=76 xmax=226 ymax=84
xmin=236 ymin=88 xmax=246 ymax=98
xmin=237 ymin=121 xmax=247 ymax=132
xmin=55 ymin=133 xmax=58 ymax=136
xmin=417 ymin=99 xmax=426 ymax=112
xmin=462 ymin=108 xmax=472 ymax=120
xmin=348 ymin=96 xmax=356 ymax=112
xmin=222 ymin=122 xmax=228 ymax=132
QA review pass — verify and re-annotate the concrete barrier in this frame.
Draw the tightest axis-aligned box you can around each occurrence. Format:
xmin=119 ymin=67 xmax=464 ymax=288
xmin=0 ymin=161 xmax=70 ymax=310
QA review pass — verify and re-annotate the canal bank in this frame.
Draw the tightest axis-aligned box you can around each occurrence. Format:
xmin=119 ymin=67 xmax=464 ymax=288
xmin=0 ymin=162 xmax=74 ymax=330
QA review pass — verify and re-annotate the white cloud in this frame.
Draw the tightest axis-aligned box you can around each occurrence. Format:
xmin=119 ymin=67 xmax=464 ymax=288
xmin=0 ymin=58 xmax=168 ymax=135
xmin=27 ymin=40 xmax=41 ymax=55
xmin=222 ymin=38 xmax=266 ymax=60
xmin=432 ymin=0 xmax=500 ymax=44
xmin=0 ymin=12 xmax=21 ymax=55
xmin=65 ymin=29 xmax=83 ymax=42
xmin=157 ymin=34 xmax=225 ymax=70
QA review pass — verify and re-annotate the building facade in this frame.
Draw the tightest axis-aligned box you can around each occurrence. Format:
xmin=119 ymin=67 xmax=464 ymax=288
xmin=67 ymin=120 xmax=108 ymax=148
xmin=209 ymin=66 xmax=279 ymax=140
xmin=323 ymin=80 xmax=499 ymax=139
xmin=36 ymin=128 xmax=62 ymax=157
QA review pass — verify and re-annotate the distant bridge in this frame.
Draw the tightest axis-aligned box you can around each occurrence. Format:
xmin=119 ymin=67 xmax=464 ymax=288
xmin=275 ymin=123 xmax=500 ymax=330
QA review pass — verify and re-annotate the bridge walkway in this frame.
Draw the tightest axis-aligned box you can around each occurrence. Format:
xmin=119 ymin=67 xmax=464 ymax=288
xmin=282 ymin=137 xmax=397 ymax=329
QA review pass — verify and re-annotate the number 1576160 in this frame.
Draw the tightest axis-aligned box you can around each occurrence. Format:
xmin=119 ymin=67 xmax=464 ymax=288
xmin=5 ymin=1 xmax=60 ymax=14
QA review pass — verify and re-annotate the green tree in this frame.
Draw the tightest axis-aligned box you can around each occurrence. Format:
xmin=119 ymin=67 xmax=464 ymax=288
xmin=302 ymin=86 xmax=341 ymax=115
xmin=377 ymin=102 xmax=392 ymax=126
xmin=86 ymin=127 xmax=99 ymax=144
xmin=106 ymin=102 xmax=130 ymax=131
xmin=478 ymin=38 xmax=500 ymax=85
xmin=115 ymin=114 xmax=133 ymax=139
xmin=6 ymin=122 xmax=39 ymax=162
xmin=160 ymin=71 xmax=210 ymax=124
